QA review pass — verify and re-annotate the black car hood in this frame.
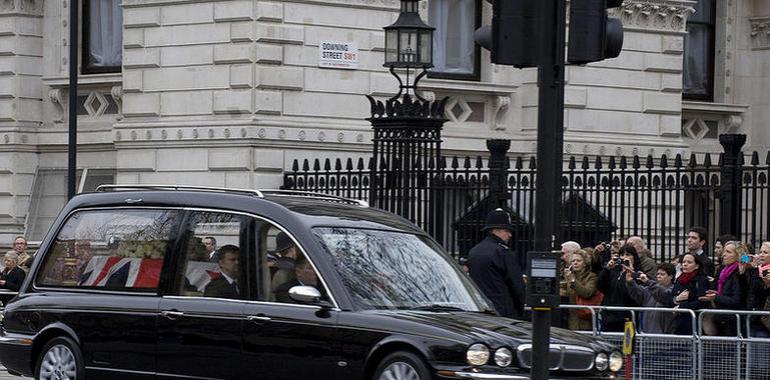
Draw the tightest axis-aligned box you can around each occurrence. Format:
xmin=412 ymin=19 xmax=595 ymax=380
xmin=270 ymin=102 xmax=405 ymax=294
xmin=369 ymin=310 xmax=615 ymax=351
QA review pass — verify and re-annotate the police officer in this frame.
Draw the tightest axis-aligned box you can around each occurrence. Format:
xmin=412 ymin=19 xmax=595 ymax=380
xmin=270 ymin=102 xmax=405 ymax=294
xmin=468 ymin=208 xmax=526 ymax=319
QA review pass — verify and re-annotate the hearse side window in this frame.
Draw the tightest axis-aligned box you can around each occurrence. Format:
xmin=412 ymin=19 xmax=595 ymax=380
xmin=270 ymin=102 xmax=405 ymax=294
xmin=257 ymin=224 xmax=329 ymax=304
xmin=178 ymin=211 xmax=245 ymax=300
xmin=36 ymin=209 xmax=180 ymax=291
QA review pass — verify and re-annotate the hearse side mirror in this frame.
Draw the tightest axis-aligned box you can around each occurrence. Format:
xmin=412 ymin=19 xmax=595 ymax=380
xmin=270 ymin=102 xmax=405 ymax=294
xmin=289 ymin=285 xmax=333 ymax=308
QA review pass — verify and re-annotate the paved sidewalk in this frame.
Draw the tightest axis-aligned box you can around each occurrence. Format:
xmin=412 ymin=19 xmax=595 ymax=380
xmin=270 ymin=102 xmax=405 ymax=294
xmin=0 ymin=366 xmax=28 ymax=379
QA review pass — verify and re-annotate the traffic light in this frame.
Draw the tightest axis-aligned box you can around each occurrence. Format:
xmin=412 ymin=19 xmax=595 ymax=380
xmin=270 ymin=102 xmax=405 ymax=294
xmin=567 ymin=0 xmax=624 ymax=64
xmin=474 ymin=0 xmax=540 ymax=68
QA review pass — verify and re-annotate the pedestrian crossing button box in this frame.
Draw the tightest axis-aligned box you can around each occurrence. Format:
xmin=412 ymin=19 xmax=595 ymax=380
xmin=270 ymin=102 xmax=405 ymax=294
xmin=525 ymin=251 xmax=560 ymax=308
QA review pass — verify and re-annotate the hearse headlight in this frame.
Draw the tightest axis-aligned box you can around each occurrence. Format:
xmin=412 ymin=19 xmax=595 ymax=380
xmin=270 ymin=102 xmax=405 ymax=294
xmin=493 ymin=347 xmax=513 ymax=367
xmin=609 ymin=351 xmax=623 ymax=372
xmin=594 ymin=352 xmax=608 ymax=371
xmin=466 ymin=343 xmax=490 ymax=366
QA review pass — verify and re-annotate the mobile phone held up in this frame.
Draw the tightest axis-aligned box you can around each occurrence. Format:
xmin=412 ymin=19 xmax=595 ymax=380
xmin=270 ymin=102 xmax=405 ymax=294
xmin=740 ymin=255 xmax=751 ymax=264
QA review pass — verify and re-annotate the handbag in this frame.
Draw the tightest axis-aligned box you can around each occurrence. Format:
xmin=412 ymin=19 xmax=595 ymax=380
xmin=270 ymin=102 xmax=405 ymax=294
xmin=575 ymin=291 xmax=604 ymax=320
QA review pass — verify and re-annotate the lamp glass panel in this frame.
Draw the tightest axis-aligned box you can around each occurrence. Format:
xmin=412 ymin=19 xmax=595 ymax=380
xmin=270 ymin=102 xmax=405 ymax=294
xmin=419 ymin=31 xmax=433 ymax=65
xmin=399 ymin=29 xmax=418 ymax=63
xmin=385 ymin=29 xmax=398 ymax=64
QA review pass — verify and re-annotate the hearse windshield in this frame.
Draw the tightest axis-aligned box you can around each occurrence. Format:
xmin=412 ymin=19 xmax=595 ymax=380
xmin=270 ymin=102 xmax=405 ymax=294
xmin=313 ymin=227 xmax=491 ymax=312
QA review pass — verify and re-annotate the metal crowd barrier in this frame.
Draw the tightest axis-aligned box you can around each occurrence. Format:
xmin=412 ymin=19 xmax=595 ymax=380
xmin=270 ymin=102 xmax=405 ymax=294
xmin=557 ymin=305 xmax=770 ymax=380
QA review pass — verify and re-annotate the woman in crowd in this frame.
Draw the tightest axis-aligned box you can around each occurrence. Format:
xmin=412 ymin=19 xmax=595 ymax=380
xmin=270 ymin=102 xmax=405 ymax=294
xmin=699 ymin=241 xmax=745 ymax=336
xmin=744 ymin=241 xmax=770 ymax=338
xmin=563 ymin=249 xmax=599 ymax=331
xmin=0 ymin=252 xmax=26 ymax=291
xmin=668 ymin=253 xmax=710 ymax=335
xmin=597 ymin=244 xmax=640 ymax=332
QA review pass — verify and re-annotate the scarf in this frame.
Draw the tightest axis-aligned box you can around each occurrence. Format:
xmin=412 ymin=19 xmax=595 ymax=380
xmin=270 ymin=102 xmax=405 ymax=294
xmin=717 ymin=263 xmax=738 ymax=295
xmin=677 ymin=270 xmax=698 ymax=286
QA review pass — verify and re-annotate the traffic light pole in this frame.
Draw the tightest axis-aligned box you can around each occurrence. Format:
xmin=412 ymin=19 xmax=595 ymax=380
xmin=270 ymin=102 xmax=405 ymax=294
xmin=531 ymin=0 xmax=566 ymax=379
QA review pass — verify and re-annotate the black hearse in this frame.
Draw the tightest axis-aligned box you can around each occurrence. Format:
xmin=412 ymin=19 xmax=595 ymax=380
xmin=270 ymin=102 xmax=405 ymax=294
xmin=0 ymin=185 xmax=622 ymax=380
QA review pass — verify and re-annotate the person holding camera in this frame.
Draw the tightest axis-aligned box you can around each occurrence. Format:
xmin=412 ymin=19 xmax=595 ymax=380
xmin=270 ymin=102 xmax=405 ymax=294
xmin=625 ymin=263 xmax=676 ymax=334
xmin=597 ymin=244 xmax=640 ymax=332
xmin=698 ymin=241 xmax=746 ymax=336
xmin=744 ymin=241 xmax=770 ymax=338
xmin=563 ymin=249 xmax=599 ymax=331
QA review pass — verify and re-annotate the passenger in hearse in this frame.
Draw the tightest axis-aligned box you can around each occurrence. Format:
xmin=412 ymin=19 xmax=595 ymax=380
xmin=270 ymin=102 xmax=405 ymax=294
xmin=203 ymin=245 xmax=241 ymax=299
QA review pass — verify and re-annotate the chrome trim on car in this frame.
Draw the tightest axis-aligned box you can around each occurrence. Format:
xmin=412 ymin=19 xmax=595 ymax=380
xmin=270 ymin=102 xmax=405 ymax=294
xmin=449 ymin=372 xmax=530 ymax=379
xmin=515 ymin=343 xmax=595 ymax=371
xmin=0 ymin=335 xmax=34 ymax=346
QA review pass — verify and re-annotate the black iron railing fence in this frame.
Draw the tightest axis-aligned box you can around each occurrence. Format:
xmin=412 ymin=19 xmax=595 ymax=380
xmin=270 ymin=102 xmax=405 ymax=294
xmin=283 ymin=143 xmax=770 ymax=265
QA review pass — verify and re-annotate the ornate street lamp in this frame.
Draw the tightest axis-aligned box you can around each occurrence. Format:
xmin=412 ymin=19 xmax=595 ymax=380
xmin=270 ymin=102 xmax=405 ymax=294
xmin=383 ymin=0 xmax=434 ymax=100
xmin=366 ymin=0 xmax=447 ymax=224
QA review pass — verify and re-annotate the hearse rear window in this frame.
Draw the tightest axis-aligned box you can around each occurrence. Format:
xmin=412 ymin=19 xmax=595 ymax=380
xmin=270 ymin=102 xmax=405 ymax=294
xmin=36 ymin=209 xmax=180 ymax=291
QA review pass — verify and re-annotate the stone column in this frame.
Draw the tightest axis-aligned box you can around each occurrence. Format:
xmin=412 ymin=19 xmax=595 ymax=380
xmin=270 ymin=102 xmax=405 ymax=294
xmin=0 ymin=0 xmax=44 ymax=243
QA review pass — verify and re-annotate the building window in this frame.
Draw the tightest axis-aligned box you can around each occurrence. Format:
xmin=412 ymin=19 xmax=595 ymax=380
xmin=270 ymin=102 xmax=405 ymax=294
xmin=82 ymin=0 xmax=123 ymax=74
xmin=682 ymin=0 xmax=715 ymax=101
xmin=429 ymin=0 xmax=480 ymax=80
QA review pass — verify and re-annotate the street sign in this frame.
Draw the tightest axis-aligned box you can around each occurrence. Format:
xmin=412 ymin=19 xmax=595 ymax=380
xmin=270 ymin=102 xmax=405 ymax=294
xmin=319 ymin=41 xmax=359 ymax=69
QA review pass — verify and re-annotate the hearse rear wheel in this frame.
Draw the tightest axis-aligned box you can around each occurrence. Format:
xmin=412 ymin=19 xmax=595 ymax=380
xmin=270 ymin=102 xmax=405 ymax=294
xmin=35 ymin=336 xmax=84 ymax=380
xmin=373 ymin=351 xmax=431 ymax=380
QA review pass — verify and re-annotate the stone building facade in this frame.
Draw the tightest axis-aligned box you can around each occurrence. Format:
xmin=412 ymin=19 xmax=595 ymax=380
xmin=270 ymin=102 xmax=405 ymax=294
xmin=0 ymin=0 xmax=768 ymax=243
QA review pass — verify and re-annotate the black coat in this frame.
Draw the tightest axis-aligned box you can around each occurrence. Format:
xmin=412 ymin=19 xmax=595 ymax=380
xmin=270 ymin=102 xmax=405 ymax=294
xmin=0 ymin=267 xmax=25 ymax=291
xmin=667 ymin=272 xmax=709 ymax=335
xmin=744 ymin=267 xmax=770 ymax=311
xmin=597 ymin=266 xmax=638 ymax=329
xmin=203 ymin=275 xmax=240 ymax=299
xmin=712 ymin=266 xmax=744 ymax=310
xmin=467 ymin=235 xmax=525 ymax=319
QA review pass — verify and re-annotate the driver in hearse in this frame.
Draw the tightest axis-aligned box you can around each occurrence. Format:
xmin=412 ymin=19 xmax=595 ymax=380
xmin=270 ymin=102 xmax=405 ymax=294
xmin=273 ymin=255 xmax=326 ymax=303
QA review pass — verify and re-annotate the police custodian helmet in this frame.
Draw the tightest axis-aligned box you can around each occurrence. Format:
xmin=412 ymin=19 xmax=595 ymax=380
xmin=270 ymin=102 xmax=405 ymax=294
xmin=482 ymin=208 xmax=514 ymax=232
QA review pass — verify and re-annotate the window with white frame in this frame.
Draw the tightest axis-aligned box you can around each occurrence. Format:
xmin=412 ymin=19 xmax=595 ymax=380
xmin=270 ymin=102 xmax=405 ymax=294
xmin=83 ymin=0 xmax=123 ymax=74
xmin=682 ymin=0 xmax=715 ymax=100
xmin=429 ymin=0 xmax=480 ymax=79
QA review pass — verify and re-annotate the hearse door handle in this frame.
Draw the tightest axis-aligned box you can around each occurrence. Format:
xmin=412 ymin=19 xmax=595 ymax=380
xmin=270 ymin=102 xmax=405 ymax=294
xmin=161 ymin=310 xmax=185 ymax=320
xmin=246 ymin=314 xmax=271 ymax=324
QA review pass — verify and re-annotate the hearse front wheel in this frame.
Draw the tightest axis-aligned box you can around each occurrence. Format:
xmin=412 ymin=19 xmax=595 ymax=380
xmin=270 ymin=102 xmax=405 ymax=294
xmin=373 ymin=351 xmax=431 ymax=380
xmin=35 ymin=336 xmax=84 ymax=380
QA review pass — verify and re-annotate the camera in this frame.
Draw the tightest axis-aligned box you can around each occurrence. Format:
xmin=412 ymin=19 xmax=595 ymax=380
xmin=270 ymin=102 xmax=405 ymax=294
xmin=632 ymin=271 xmax=642 ymax=280
xmin=611 ymin=257 xmax=622 ymax=266
xmin=763 ymin=269 xmax=769 ymax=278
xmin=623 ymin=259 xmax=631 ymax=267
xmin=603 ymin=242 xmax=612 ymax=252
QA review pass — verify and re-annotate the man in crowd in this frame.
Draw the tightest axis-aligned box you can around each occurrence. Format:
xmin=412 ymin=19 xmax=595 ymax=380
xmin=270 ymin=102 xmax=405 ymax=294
xmin=203 ymin=245 xmax=240 ymax=299
xmin=627 ymin=236 xmax=658 ymax=279
xmin=13 ymin=236 xmax=33 ymax=272
xmin=467 ymin=208 xmax=526 ymax=319
xmin=561 ymin=241 xmax=581 ymax=268
xmin=686 ymin=227 xmax=714 ymax=277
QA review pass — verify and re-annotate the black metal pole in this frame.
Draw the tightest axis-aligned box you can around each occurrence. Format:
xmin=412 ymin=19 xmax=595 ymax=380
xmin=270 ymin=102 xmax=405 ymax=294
xmin=531 ymin=0 xmax=566 ymax=379
xmin=67 ymin=0 xmax=79 ymax=199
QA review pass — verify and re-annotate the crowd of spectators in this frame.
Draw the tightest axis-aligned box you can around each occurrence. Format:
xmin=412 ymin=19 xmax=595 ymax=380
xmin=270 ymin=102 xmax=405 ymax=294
xmin=558 ymin=228 xmax=770 ymax=338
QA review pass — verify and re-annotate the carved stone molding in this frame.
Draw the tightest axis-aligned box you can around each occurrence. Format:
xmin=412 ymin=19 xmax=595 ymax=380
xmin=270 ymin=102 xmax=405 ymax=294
xmin=492 ymin=96 xmax=511 ymax=131
xmin=0 ymin=0 xmax=43 ymax=15
xmin=111 ymin=86 xmax=123 ymax=119
xmin=48 ymin=89 xmax=64 ymax=123
xmin=750 ymin=17 xmax=770 ymax=50
xmin=613 ymin=1 xmax=696 ymax=34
